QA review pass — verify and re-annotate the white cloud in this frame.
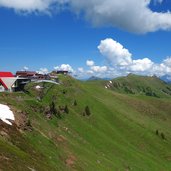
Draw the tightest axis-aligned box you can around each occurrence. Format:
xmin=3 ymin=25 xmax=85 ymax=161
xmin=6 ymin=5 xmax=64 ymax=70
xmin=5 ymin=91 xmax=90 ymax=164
xmin=96 ymin=38 xmax=171 ymax=78
xmin=151 ymin=63 xmax=171 ymax=76
xmin=23 ymin=66 xmax=29 ymax=71
xmin=91 ymin=65 xmax=108 ymax=72
xmin=86 ymin=60 xmax=95 ymax=66
xmin=98 ymin=38 xmax=132 ymax=66
xmin=87 ymin=70 xmax=94 ymax=75
xmin=37 ymin=67 xmax=49 ymax=74
xmin=1 ymin=0 xmax=171 ymax=33
xmin=163 ymin=57 xmax=171 ymax=67
xmin=78 ymin=67 xmax=84 ymax=73
xmin=0 ymin=0 xmax=68 ymax=12
xmin=85 ymin=59 xmax=108 ymax=77
xmin=130 ymin=58 xmax=154 ymax=72
xmin=54 ymin=64 xmax=74 ymax=72
xmin=31 ymin=38 xmax=171 ymax=79
xmin=0 ymin=0 xmax=51 ymax=11
xmin=69 ymin=0 xmax=171 ymax=33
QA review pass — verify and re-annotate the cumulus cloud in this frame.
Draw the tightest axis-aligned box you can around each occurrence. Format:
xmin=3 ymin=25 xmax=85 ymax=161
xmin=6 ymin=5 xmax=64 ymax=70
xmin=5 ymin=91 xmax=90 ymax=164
xmin=96 ymin=38 xmax=171 ymax=78
xmin=69 ymin=0 xmax=171 ymax=33
xmin=19 ymin=38 xmax=171 ymax=79
xmin=98 ymin=38 xmax=154 ymax=74
xmin=163 ymin=57 xmax=171 ymax=67
xmin=86 ymin=60 xmax=95 ymax=67
xmin=0 ymin=0 xmax=69 ymax=12
xmin=78 ymin=67 xmax=84 ymax=73
xmin=54 ymin=64 xmax=74 ymax=72
xmin=98 ymin=38 xmax=132 ymax=66
xmin=91 ymin=65 xmax=108 ymax=73
xmin=86 ymin=58 xmax=108 ymax=73
xmin=37 ymin=67 xmax=49 ymax=74
xmin=0 ymin=0 xmax=51 ymax=12
xmin=1 ymin=0 xmax=171 ymax=33
xmin=86 ymin=70 xmax=94 ymax=75
xmin=130 ymin=58 xmax=154 ymax=72
xmin=23 ymin=66 xmax=29 ymax=71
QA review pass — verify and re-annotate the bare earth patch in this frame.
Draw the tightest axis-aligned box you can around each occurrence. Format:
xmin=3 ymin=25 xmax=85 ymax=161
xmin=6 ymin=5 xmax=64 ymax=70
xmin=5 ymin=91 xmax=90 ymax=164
xmin=65 ymin=155 xmax=77 ymax=167
xmin=57 ymin=135 xmax=66 ymax=143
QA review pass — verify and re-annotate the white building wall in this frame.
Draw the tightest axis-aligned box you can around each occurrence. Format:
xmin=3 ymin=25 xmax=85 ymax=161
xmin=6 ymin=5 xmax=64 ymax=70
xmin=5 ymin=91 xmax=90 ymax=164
xmin=0 ymin=85 xmax=5 ymax=92
xmin=1 ymin=78 xmax=17 ymax=91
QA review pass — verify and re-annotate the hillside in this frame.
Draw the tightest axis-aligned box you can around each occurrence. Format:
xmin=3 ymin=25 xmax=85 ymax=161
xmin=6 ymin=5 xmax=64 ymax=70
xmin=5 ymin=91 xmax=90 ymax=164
xmin=1 ymin=75 xmax=171 ymax=171
xmin=105 ymin=74 xmax=171 ymax=98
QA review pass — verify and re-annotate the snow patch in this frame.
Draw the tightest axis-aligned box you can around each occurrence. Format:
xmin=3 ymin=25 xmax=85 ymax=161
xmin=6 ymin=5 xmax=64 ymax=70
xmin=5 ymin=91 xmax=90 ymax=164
xmin=0 ymin=104 xmax=15 ymax=125
xmin=35 ymin=85 xmax=43 ymax=89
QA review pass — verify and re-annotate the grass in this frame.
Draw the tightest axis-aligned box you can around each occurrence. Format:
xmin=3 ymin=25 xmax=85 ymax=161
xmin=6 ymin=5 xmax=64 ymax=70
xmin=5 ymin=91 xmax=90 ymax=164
xmin=0 ymin=74 xmax=171 ymax=170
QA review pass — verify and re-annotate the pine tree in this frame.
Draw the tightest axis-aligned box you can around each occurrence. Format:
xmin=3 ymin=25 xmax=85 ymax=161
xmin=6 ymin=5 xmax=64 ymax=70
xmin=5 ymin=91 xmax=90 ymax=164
xmin=161 ymin=132 xmax=166 ymax=140
xmin=74 ymin=100 xmax=77 ymax=106
xmin=50 ymin=101 xmax=57 ymax=115
xmin=85 ymin=106 xmax=91 ymax=116
xmin=65 ymin=105 xmax=69 ymax=114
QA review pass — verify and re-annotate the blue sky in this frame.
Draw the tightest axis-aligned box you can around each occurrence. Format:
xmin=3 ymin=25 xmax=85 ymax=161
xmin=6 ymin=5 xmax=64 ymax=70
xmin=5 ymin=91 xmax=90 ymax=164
xmin=0 ymin=0 xmax=171 ymax=78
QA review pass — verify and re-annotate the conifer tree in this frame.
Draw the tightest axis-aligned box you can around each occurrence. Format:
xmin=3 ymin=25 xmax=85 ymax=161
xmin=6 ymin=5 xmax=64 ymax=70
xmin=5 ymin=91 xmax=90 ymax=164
xmin=85 ymin=106 xmax=91 ymax=116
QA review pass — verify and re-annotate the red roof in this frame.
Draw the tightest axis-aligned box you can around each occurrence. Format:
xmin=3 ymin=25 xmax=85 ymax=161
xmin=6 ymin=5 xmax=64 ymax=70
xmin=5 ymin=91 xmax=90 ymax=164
xmin=16 ymin=71 xmax=36 ymax=76
xmin=0 ymin=72 xmax=14 ymax=77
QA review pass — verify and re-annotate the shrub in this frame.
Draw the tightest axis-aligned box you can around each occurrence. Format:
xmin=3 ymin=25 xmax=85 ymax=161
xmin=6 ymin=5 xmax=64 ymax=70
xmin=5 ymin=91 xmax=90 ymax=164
xmin=26 ymin=119 xmax=31 ymax=127
xmin=64 ymin=105 xmax=69 ymax=114
xmin=82 ymin=111 xmax=86 ymax=116
xmin=161 ymin=133 xmax=166 ymax=140
xmin=74 ymin=100 xmax=77 ymax=106
xmin=85 ymin=106 xmax=91 ymax=116
xmin=63 ymin=90 xmax=67 ymax=94
xmin=156 ymin=129 xmax=159 ymax=135
xmin=57 ymin=110 xmax=62 ymax=119
xmin=50 ymin=101 xmax=57 ymax=115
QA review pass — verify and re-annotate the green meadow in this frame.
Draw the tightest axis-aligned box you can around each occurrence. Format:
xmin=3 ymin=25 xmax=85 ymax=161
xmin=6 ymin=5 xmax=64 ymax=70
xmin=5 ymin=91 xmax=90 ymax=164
xmin=1 ymin=74 xmax=171 ymax=171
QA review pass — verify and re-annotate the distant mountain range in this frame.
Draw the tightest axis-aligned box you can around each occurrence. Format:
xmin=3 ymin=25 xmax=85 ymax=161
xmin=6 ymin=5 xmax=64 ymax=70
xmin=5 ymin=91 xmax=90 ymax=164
xmin=87 ymin=74 xmax=171 ymax=83
xmin=160 ymin=75 xmax=171 ymax=83
xmin=88 ymin=76 xmax=110 ymax=81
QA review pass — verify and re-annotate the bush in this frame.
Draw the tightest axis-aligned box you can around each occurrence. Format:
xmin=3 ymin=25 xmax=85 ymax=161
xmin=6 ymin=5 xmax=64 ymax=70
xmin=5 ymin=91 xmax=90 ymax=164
xmin=56 ymin=110 xmax=62 ymax=119
xmin=74 ymin=100 xmax=77 ymax=106
xmin=85 ymin=106 xmax=91 ymax=116
xmin=50 ymin=101 xmax=57 ymax=115
xmin=26 ymin=119 xmax=31 ymax=127
xmin=64 ymin=105 xmax=69 ymax=114
xmin=156 ymin=129 xmax=159 ymax=135
xmin=63 ymin=90 xmax=67 ymax=94
xmin=161 ymin=132 xmax=166 ymax=140
xmin=49 ymin=104 xmax=61 ymax=119
xmin=82 ymin=111 xmax=86 ymax=116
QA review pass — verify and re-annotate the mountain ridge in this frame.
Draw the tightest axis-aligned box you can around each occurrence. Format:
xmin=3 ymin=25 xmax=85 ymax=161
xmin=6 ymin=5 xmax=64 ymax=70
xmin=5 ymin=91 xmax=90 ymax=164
xmin=103 ymin=74 xmax=171 ymax=98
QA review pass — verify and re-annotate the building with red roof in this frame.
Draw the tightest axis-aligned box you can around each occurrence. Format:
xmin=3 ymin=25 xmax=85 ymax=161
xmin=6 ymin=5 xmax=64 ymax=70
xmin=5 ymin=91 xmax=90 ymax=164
xmin=0 ymin=72 xmax=17 ymax=92
xmin=0 ymin=72 xmax=30 ymax=92
xmin=0 ymin=72 xmax=14 ymax=77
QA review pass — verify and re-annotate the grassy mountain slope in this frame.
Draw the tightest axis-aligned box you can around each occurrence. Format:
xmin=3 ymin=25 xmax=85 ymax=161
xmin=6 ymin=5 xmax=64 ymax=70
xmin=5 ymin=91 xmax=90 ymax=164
xmin=0 ymin=75 xmax=171 ymax=171
xmin=106 ymin=74 xmax=171 ymax=97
